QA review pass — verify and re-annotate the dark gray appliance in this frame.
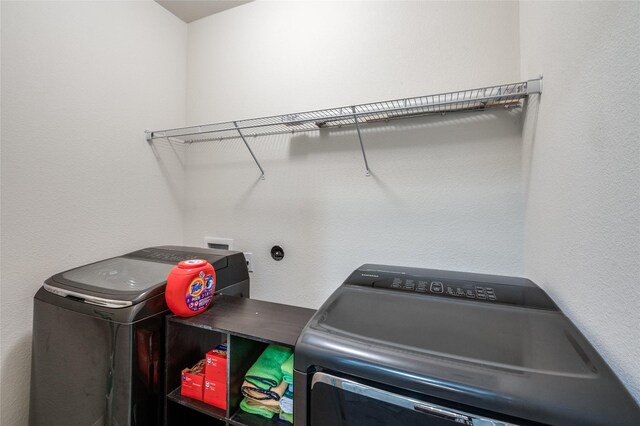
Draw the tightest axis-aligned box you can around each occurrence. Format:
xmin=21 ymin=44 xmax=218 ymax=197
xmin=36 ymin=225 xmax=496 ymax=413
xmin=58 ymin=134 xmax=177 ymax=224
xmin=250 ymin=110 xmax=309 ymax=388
xmin=30 ymin=246 xmax=249 ymax=426
xmin=294 ymin=264 xmax=639 ymax=426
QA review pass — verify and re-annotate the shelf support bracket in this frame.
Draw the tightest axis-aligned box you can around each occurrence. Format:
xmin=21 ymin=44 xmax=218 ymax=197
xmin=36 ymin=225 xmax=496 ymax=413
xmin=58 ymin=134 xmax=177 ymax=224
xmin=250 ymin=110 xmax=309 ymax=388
xmin=233 ymin=121 xmax=265 ymax=180
xmin=352 ymin=106 xmax=371 ymax=176
xmin=527 ymin=76 xmax=543 ymax=94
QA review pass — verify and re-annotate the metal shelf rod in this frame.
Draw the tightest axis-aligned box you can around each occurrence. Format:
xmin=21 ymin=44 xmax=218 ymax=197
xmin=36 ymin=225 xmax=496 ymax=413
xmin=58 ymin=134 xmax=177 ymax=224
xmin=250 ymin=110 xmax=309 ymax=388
xmin=145 ymin=78 xmax=542 ymax=178
xmin=180 ymin=106 xmax=511 ymax=144
xmin=233 ymin=121 xmax=265 ymax=179
xmin=147 ymin=79 xmax=540 ymax=141
xmin=352 ymin=106 xmax=371 ymax=176
xmin=149 ymin=95 xmax=498 ymax=140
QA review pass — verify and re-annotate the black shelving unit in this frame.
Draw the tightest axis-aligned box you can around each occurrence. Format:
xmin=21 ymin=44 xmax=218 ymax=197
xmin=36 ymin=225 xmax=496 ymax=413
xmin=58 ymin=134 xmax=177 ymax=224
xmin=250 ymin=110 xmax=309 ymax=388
xmin=165 ymin=295 xmax=315 ymax=426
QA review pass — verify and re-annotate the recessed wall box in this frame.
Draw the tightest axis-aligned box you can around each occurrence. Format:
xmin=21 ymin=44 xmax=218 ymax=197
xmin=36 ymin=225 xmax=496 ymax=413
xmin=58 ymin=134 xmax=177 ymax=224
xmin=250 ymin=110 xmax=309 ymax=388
xmin=203 ymin=237 xmax=234 ymax=250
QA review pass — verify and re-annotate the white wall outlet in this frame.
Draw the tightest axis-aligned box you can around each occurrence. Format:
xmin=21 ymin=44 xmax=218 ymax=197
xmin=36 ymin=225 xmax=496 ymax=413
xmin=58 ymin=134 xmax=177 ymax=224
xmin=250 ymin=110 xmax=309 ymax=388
xmin=244 ymin=252 xmax=254 ymax=272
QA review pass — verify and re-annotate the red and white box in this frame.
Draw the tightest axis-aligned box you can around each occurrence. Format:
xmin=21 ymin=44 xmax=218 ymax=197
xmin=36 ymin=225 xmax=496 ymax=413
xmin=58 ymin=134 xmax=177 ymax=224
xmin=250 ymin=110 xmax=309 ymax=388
xmin=181 ymin=360 xmax=205 ymax=401
xmin=205 ymin=345 xmax=227 ymax=383
xmin=203 ymin=379 xmax=227 ymax=410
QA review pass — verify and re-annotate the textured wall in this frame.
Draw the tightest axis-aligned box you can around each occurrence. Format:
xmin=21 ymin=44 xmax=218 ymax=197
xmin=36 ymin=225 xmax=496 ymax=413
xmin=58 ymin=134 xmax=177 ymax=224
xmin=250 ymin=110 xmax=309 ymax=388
xmin=5 ymin=2 xmax=636 ymax=423
xmin=0 ymin=2 xmax=187 ymax=424
xmin=184 ymin=1 xmax=524 ymax=309
xmin=520 ymin=1 xmax=640 ymax=402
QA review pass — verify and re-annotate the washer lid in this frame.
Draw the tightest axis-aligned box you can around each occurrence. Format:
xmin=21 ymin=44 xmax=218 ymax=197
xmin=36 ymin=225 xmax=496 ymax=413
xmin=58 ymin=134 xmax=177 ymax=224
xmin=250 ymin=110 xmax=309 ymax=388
xmin=313 ymin=285 xmax=590 ymax=374
xmin=47 ymin=257 xmax=174 ymax=303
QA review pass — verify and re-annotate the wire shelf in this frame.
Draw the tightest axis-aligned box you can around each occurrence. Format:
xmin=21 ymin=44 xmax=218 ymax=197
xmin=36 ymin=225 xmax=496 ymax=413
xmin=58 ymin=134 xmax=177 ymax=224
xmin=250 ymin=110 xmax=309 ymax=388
xmin=146 ymin=78 xmax=542 ymax=178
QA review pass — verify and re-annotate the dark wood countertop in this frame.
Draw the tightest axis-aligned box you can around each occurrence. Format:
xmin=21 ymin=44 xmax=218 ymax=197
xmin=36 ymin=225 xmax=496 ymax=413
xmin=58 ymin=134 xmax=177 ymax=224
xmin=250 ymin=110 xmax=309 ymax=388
xmin=168 ymin=294 xmax=316 ymax=347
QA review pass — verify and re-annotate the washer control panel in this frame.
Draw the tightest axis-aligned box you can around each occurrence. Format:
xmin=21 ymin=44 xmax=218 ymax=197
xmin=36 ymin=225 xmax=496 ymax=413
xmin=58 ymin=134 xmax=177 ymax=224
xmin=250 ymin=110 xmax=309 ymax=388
xmin=378 ymin=277 xmax=497 ymax=301
xmin=346 ymin=265 xmax=558 ymax=310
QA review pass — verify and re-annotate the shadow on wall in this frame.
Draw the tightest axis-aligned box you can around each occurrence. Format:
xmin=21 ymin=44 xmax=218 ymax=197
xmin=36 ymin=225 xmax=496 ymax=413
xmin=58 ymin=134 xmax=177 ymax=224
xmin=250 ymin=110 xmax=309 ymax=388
xmin=521 ymin=96 xmax=541 ymax=201
xmin=149 ymin=139 xmax=186 ymax=205
xmin=177 ymin=108 xmax=524 ymax=175
xmin=1 ymin=334 xmax=32 ymax=425
xmin=288 ymin=109 xmax=523 ymax=157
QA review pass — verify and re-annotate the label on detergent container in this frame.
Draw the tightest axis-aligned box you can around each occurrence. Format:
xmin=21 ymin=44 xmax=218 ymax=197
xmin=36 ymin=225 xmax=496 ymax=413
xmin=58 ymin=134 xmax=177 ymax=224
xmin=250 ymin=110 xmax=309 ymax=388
xmin=185 ymin=272 xmax=215 ymax=311
xmin=166 ymin=259 xmax=216 ymax=317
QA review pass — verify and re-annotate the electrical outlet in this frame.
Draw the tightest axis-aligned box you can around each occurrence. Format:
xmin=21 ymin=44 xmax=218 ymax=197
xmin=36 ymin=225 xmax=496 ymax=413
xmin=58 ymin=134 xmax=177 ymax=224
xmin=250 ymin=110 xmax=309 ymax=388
xmin=244 ymin=252 xmax=254 ymax=273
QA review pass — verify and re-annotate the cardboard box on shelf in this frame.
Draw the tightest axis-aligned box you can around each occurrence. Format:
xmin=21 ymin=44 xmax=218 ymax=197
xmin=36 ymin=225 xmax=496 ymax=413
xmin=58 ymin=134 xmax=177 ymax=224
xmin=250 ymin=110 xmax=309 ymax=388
xmin=203 ymin=379 xmax=227 ymax=410
xmin=181 ymin=360 xmax=206 ymax=401
xmin=205 ymin=343 xmax=228 ymax=383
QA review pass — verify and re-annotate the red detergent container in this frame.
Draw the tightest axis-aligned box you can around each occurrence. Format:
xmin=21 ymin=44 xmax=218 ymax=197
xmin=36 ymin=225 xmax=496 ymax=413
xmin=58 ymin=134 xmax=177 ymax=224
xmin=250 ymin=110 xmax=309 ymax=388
xmin=166 ymin=259 xmax=216 ymax=317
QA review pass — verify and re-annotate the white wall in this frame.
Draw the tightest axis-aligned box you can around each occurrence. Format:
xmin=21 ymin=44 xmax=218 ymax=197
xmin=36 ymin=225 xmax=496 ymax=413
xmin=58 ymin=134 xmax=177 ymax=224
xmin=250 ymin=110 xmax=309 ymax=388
xmin=0 ymin=1 xmax=187 ymax=424
xmin=520 ymin=1 xmax=640 ymax=402
xmin=184 ymin=1 xmax=523 ymax=309
xmin=4 ymin=2 xmax=636 ymax=423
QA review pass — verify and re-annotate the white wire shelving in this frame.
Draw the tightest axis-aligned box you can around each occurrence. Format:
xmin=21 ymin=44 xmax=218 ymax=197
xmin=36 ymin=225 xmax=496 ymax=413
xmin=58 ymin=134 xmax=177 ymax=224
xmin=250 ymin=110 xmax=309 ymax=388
xmin=146 ymin=78 xmax=542 ymax=178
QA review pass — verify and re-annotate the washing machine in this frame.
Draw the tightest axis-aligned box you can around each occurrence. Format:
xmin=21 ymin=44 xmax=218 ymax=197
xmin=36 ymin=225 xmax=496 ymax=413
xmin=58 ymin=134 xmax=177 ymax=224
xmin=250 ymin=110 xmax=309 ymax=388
xmin=29 ymin=246 xmax=249 ymax=426
xmin=294 ymin=264 xmax=639 ymax=425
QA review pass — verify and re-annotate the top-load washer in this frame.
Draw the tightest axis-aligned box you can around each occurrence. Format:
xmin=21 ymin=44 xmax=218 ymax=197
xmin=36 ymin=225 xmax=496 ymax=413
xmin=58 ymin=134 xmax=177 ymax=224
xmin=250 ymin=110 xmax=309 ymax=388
xmin=30 ymin=246 xmax=249 ymax=426
xmin=294 ymin=264 xmax=639 ymax=425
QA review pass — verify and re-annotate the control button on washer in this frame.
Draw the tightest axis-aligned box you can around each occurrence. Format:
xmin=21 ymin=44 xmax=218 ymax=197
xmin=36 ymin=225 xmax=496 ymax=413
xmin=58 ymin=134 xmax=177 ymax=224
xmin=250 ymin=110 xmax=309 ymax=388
xmin=430 ymin=282 xmax=444 ymax=293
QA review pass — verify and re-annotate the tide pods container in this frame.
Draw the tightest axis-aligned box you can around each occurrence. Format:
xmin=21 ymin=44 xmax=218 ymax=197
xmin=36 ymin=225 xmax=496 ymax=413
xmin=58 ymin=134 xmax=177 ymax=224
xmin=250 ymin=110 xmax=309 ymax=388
xmin=166 ymin=259 xmax=216 ymax=317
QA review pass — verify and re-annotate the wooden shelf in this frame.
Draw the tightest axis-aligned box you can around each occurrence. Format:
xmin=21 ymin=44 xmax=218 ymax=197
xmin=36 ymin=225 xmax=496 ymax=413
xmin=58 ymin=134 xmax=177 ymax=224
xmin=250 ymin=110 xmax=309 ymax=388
xmin=167 ymin=386 xmax=226 ymax=421
xmin=230 ymin=409 xmax=292 ymax=426
xmin=169 ymin=295 xmax=316 ymax=347
xmin=165 ymin=295 xmax=315 ymax=425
